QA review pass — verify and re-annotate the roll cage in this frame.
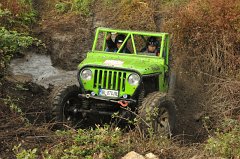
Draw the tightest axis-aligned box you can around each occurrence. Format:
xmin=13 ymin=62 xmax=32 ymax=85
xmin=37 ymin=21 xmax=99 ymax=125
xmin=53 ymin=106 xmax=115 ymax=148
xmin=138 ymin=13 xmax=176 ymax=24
xmin=92 ymin=27 xmax=170 ymax=66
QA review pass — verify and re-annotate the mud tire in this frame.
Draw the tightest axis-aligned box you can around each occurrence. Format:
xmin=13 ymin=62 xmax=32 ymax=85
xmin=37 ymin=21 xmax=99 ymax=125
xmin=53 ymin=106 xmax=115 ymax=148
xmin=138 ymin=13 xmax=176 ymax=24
xmin=138 ymin=92 xmax=176 ymax=137
xmin=49 ymin=83 xmax=87 ymax=129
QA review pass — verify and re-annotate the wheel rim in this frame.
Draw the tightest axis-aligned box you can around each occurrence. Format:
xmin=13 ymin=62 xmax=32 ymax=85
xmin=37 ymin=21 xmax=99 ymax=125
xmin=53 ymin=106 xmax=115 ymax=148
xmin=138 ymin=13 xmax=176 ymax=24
xmin=63 ymin=95 xmax=84 ymax=126
xmin=155 ymin=107 xmax=170 ymax=134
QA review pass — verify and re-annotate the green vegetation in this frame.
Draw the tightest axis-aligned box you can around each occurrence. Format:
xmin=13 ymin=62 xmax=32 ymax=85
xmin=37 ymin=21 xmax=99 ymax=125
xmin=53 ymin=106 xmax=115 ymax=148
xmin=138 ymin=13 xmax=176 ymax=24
xmin=205 ymin=119 xmax=240 ymax=158
xmin=3 ymin=96 xmax=22 ymax=114
xmin=13 ymin=125 xmax=173 ymax=158
xmin=160 ymin=0 xmax=190 ymax=6
xmin=14 ymin=126 xmax=125 ymax=159
xmin=0 ymin=1 xmax=41 ymax=75
xmin=0 ymin=27 xmax=41 ymax=74
xmin=55 ymin=0 xmax=94 ymax=15
xmin=3 ymin=95 xmax=30 ymax=124
xmin=0 ymin=1 xmax=37 ymax=31
xmin=50 ymin=126 xmax=124 ymax=158
xmin=13 ymin=144 xmax=37 ymax=159
xmin=103 ymin=0 xmax=113 ymax=5
xmin=0 ymin=27 xmax=39 ymax=53
xmin=55 ymin=2 xmax=69 ymax=13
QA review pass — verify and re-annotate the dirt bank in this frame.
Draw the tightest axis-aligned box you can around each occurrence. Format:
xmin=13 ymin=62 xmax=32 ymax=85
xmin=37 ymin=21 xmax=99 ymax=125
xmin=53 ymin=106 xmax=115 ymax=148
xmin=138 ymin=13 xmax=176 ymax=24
xmin=0 ymin=79 xmax=54 ymax=158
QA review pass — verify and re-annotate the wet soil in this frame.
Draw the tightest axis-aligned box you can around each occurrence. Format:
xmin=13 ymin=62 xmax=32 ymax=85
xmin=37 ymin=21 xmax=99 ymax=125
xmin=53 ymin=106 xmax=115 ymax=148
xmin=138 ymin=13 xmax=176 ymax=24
xmin=173 ymin=73 xmax=208 ymax=143
xmin=0 ymin=79 xmax=54 ymax=159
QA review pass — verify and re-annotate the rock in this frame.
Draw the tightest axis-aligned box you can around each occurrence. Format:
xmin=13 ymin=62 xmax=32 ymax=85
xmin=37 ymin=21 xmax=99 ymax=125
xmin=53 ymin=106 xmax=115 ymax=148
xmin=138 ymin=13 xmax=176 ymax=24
xmin=122 ymin=151 xmax=145 ymax=159
xmin=5 ymin=74 xmax=33 ymax=83
xmin=145 ymin=153 xmax=159 ymax=159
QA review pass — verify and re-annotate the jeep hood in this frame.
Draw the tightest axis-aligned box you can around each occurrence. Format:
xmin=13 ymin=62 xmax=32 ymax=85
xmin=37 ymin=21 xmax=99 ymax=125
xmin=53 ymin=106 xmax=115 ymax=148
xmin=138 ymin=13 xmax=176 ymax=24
xmin=78 ymin=52 xmax=166 ymax=75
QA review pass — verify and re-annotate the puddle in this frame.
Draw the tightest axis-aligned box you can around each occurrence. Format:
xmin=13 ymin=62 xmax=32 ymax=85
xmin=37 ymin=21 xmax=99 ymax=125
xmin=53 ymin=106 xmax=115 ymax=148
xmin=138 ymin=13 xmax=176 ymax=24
xmin=9 ymin=53 xmax=78 ymax=88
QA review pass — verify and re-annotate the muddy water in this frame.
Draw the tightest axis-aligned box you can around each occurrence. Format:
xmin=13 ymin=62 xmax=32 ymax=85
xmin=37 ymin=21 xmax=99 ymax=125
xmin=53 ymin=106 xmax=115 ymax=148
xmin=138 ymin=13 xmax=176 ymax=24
xmin=9 ymin=53 xmax=78 ymax=88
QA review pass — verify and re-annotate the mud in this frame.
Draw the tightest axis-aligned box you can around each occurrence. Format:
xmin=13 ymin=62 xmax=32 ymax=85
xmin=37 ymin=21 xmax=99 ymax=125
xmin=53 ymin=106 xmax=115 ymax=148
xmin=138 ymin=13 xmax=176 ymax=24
xmin=173 ymin=73 xmax=208 ymax=143
xmin=0 ymin=79 xmax=53 ymax=159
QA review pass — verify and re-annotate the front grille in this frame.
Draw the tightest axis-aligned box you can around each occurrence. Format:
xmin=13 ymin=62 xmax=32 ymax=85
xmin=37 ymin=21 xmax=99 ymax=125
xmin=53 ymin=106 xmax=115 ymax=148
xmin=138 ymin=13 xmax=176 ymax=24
xmin=93 ymin=69 xmax=127 ymax=91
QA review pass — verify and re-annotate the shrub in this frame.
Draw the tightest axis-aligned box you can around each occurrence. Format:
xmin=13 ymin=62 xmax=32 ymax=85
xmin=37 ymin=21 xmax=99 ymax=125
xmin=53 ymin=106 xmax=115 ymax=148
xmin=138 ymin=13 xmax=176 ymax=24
xmin=205 ymin=78 xmax=240 ymax=121
xmin=163 ymin=0 xmax=240 ymax=79
xmin=0 ymin=1 xmax=41 ymax=76
xmin=50 ymin=125 xmax=124 ymax=158
xmin=54 ymin=0 xmax=94 ymax=15
xmin=55 ymin=2 xmax=70 ymax=13
xmin=205 ymin=118 xmax=240 ymax=158
xmin=12 ymin=121 xmax=177 ymax=158
xmin=71 ymin=0 xmax=93 ymax=15
xmin=14 ymin=125 xmax=128 ymax=159
xmin=0 ymin=0 xmax=37 ymax=31
xmin=13 ymin=144 xmax=37 ymax=159
xmin=0 ymin=27 xmax=41 ymax=75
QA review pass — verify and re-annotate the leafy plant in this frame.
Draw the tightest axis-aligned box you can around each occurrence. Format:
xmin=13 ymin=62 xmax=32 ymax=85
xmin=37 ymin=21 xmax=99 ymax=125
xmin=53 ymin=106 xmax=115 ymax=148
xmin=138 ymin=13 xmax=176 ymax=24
xmin=19 ymin=10 xmax=37 ymax=25
xmin=54 ymin=0 xmax=94 ymax=15
xmin=56 ymin=125 xmax=124 ymax=158
xmin=103 ymin=0 xmax=113 ymax=5
xmin=3 ymin=95 xmax=30 ymax=125
xmin=14 ymin=125 xmax=127 ymax=158
xmin=205 ymin=118 xmax=240 ymax=158
xmin=0 ymin=8 xmax=11 ymax=17
xmin=3 ymin=96 xmax=22 ymax=114
xmin=0 ymin=27 xmax=42 ymax=73
xmin=0 ymin=0 xmax=37 ymax=29
xmin=55 ymin=2 xmax=70 ymax=13
xmin=19 ymin=0 xmax=33 ymax=6
xmin=71 ymin=0 xmax=93 ymax=15
xmin=13 ymin=144 xmax=37 ymax=159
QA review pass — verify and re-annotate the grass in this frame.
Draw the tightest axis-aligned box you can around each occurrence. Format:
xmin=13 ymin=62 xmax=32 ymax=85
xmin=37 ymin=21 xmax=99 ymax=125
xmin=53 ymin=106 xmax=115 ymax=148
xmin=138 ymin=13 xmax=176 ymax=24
xmin=55 ymin=0 xmax=94 ymax=15
xmin=13 ymin=125 xmax=178 ymax=158
xmin=205 ymin=118 xmax=240 ymax=158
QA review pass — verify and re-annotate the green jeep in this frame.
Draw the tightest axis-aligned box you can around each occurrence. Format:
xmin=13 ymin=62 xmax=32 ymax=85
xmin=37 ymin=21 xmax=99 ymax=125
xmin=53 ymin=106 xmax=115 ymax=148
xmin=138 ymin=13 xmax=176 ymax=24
xmin=50 ymin=27 xmax=176 ymax=135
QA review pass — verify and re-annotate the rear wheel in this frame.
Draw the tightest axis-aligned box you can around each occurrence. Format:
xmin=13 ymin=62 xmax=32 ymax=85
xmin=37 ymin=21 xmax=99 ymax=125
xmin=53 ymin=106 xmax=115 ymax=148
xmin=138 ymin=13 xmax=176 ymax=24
xmin=49 ymin=84 xmax=88 ymax=129
xmin=138 ymin=92 xmax=176 ymax=137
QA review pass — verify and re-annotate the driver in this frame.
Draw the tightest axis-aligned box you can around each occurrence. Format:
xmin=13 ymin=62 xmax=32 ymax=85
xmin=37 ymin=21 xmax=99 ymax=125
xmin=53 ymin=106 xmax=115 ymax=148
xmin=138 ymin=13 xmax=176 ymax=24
xmin=141 ymin=36 xmax=160 ymax=56
xmin=106 ymin=33 xmax=131 ymax=53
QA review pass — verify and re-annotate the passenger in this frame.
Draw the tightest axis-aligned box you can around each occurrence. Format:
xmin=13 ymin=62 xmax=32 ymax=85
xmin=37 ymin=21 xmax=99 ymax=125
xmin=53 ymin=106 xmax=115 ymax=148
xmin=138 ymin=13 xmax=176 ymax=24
xmin=106 ymin=33 xmax=131 ymax=53
xmin=141 ymin=36 xmax=160 ymax=56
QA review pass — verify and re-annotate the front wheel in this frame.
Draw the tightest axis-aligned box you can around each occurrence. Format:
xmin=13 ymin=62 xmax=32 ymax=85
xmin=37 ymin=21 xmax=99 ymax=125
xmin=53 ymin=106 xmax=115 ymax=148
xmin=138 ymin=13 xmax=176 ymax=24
xmin=49 ymin=84 xmax=88 ymax=129
xmin=138 ymin=92 xmax=176 ymax=137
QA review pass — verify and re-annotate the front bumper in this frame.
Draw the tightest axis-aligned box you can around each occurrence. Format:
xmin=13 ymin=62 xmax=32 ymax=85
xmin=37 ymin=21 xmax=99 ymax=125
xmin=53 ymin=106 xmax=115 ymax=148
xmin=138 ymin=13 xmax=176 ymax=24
xmin=78 ymin=93 xmax=137 ymax=106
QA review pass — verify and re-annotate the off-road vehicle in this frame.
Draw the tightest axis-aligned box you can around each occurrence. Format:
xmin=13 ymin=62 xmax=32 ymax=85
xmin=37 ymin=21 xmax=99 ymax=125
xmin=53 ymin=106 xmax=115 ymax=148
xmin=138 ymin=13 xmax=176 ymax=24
xmin=50 ymin=27 xmax=176 ymax=135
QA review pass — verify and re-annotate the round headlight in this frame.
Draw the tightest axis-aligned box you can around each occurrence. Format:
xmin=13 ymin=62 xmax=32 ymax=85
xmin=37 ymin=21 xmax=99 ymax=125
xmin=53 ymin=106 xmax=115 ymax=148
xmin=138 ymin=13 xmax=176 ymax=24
xmin=80 ymin=69 xmax=92 ymax=81
xmin=128 ymin=73 xmax=140 ymax=85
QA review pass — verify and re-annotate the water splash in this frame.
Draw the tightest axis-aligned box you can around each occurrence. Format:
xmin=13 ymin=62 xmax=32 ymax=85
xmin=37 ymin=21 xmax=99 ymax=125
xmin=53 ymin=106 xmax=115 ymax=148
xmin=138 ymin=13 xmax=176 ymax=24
xmin=9 ymin=53 xmax=78 ymax=88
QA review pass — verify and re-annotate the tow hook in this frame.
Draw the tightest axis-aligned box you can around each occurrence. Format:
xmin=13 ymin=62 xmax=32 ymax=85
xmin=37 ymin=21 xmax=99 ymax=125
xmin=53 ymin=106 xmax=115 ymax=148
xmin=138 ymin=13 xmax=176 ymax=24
xmin=118 ymin=100 xmax=128 ymax=107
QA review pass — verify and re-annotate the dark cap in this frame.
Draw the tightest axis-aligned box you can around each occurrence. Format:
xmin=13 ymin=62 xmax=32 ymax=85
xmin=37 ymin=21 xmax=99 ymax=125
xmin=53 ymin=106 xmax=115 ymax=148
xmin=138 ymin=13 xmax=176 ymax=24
xmin=115 ymin=34 xmax=126 ymax=44
xmin=147 ymin=36 xmax=159 ymax=46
